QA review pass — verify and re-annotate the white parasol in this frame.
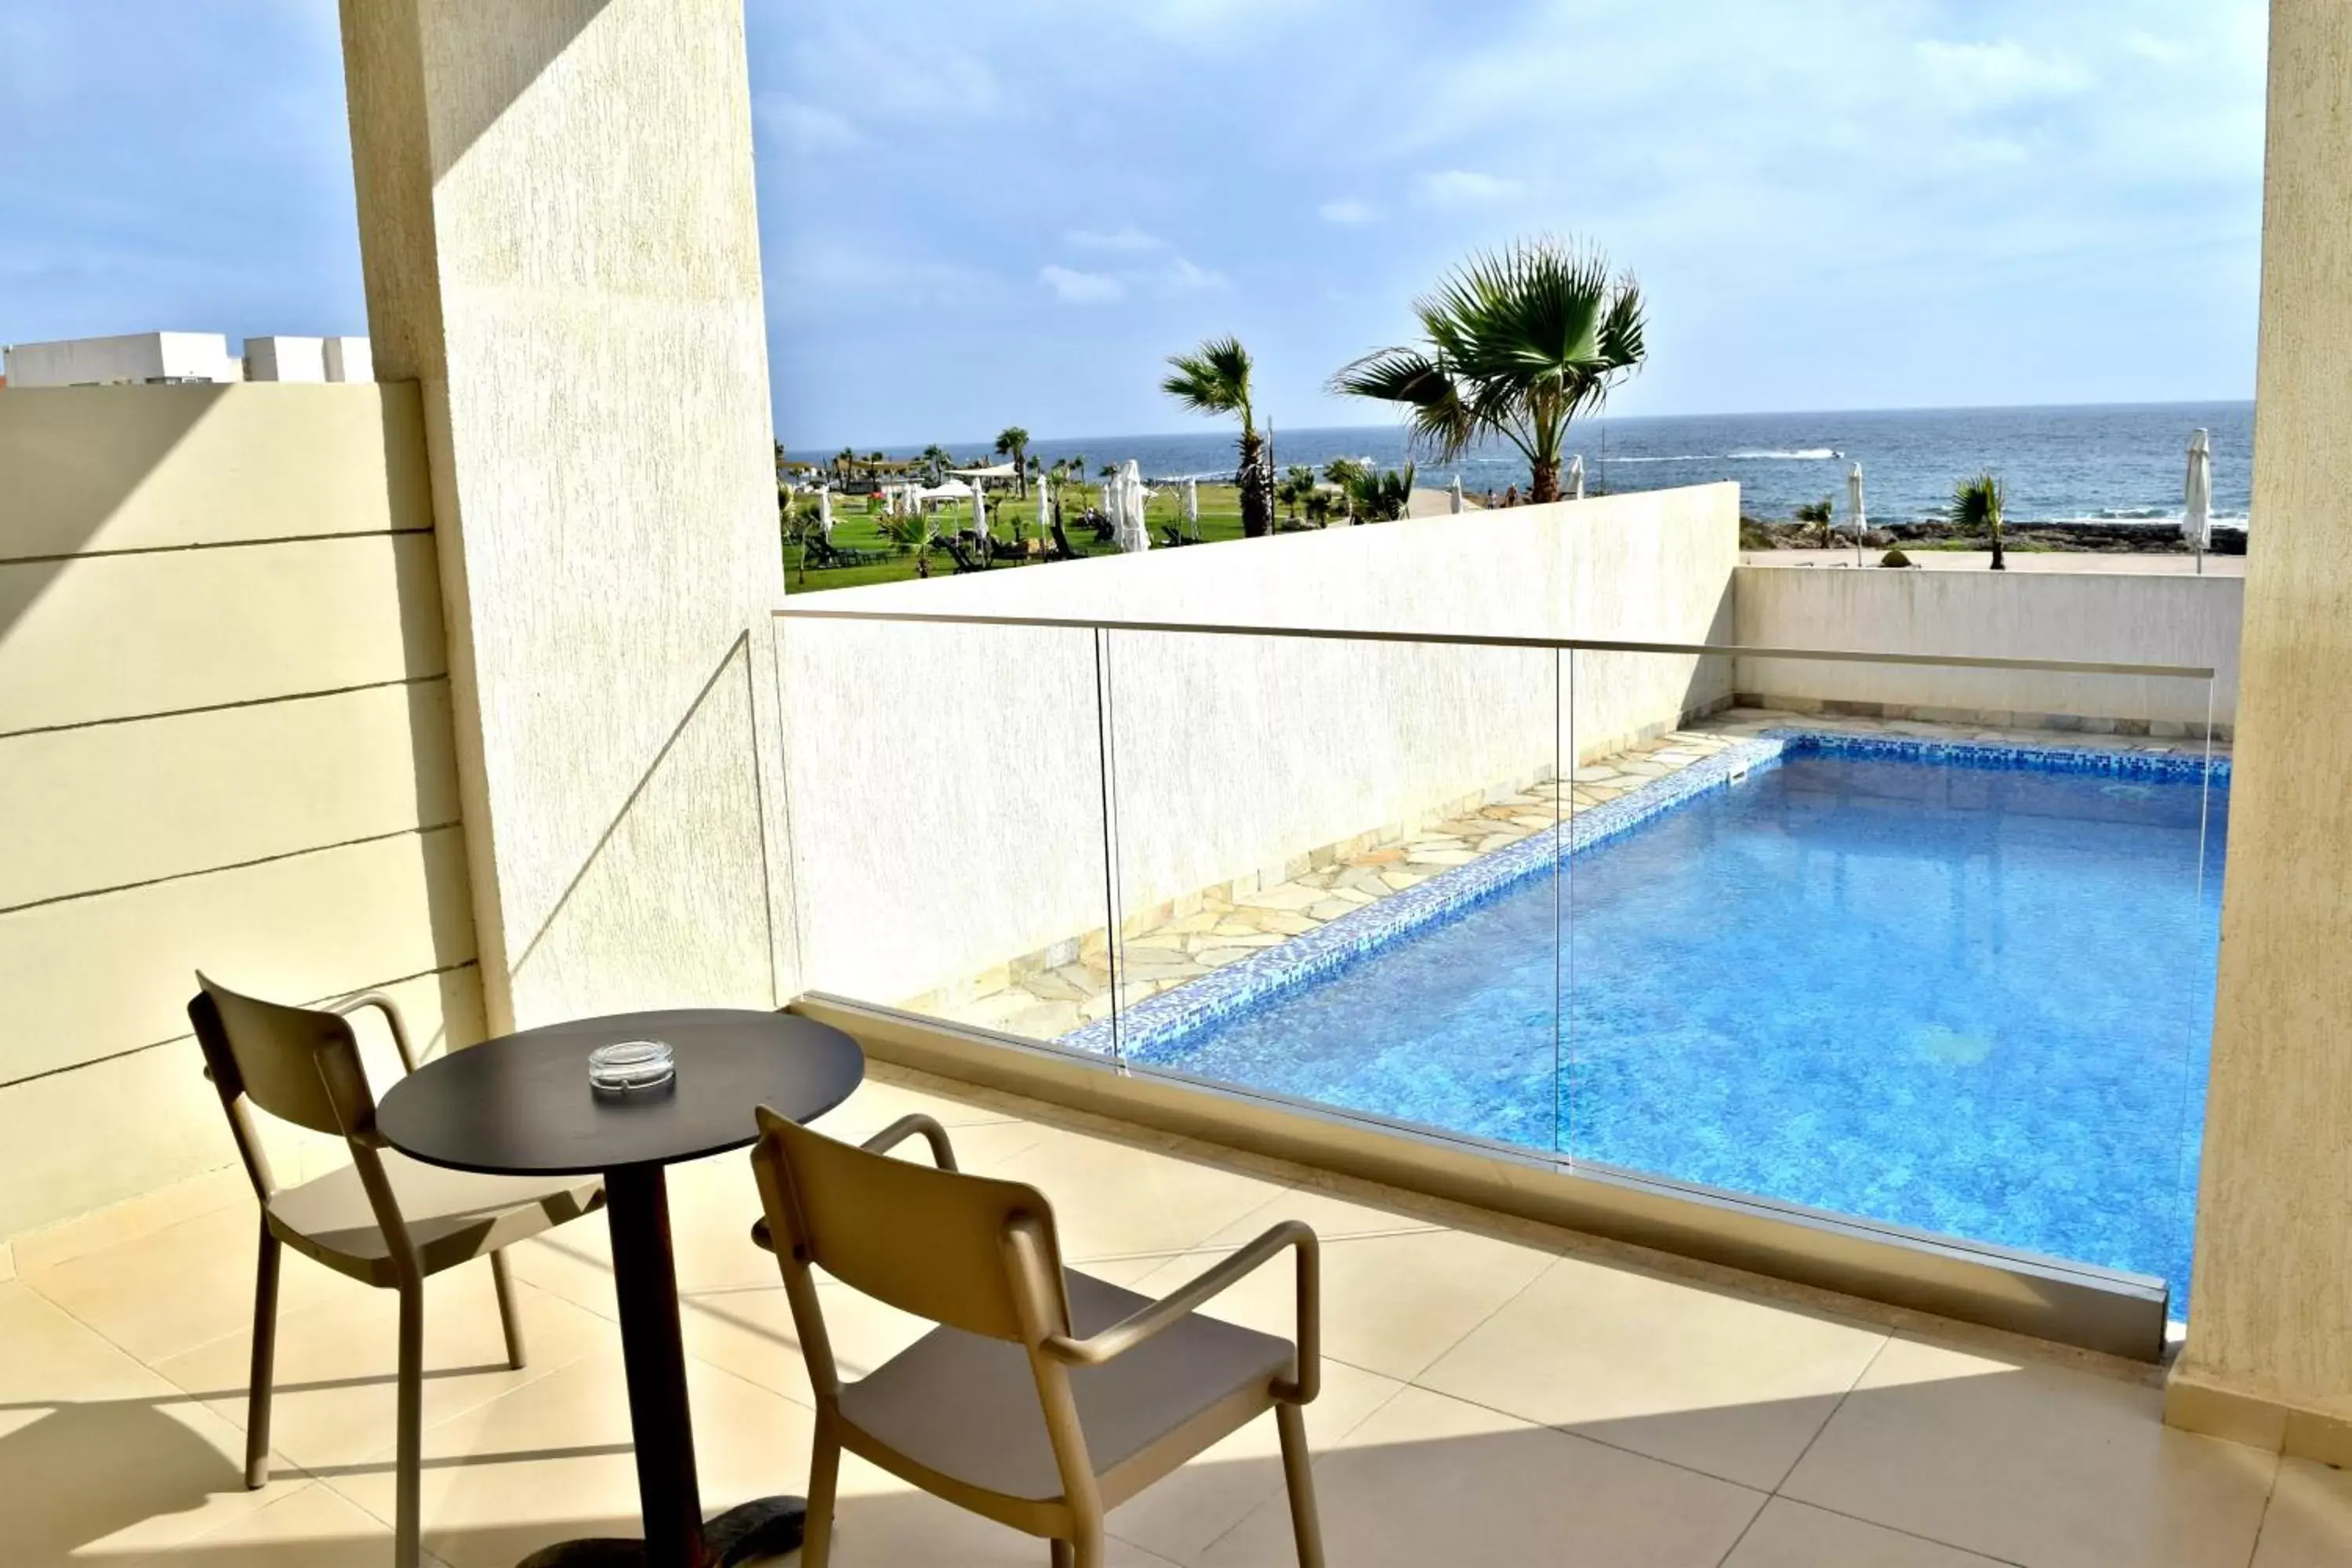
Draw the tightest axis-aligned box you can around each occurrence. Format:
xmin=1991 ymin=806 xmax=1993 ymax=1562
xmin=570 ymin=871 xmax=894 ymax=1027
xmin=1847 ymin=463 xmax=1867 ymax=566
xmin=1116 ymin=459 xmax=1151 ymax=552
xmin=2185 ymin=429 xmax=2212 ymax=575
xmin=1567 ymin=455 xmax=1585 ymax=500
xmin=1449 ymin=474 xmax=1464 ymax=514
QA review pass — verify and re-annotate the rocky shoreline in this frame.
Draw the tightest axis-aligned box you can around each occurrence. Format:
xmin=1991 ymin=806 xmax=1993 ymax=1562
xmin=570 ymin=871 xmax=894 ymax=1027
xmin=1739 ymin=517 xmax=2249 ymax=554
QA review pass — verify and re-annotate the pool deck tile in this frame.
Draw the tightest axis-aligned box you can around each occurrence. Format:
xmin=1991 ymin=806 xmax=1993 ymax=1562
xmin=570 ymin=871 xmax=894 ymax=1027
xmin=2 ymin=1064 xmax=2322 ymax=1567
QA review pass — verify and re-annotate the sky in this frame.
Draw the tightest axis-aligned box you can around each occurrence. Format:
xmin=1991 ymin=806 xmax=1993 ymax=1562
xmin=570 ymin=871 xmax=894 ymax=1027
xmin=0 ymin=2 xmax=2269 ymax=452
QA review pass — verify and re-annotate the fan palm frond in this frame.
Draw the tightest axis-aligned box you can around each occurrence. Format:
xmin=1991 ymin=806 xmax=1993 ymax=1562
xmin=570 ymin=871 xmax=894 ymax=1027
xmin=1330 ymin=235 xmax=1647 ymax=500
xmin=1161 ymin=336 xmax=1255 ymax=426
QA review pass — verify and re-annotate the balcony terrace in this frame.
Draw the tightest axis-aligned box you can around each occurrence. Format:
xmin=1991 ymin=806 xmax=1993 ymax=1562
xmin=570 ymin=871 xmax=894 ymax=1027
xmin=9 ymin=1064 xmax=2347 ymax=1568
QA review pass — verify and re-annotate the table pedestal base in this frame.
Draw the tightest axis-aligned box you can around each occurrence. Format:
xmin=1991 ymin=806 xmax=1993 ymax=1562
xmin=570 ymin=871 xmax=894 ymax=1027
xmin=514 ymin=1495 xmax=808 ymax=1567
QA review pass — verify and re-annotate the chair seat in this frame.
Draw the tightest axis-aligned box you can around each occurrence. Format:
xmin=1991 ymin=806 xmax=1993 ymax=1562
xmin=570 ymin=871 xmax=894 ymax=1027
xmin=267 ymin=1151 xmax=603 ymax=1287
xmin=837 ymin=1267 xmax=1294 ymax=1504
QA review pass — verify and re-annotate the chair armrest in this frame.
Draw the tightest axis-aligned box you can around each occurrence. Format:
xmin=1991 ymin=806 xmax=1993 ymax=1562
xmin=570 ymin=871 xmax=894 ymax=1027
xmin=330 ymin=991 xmax=419 ymax=1075
xmin=860 ymin=1112 xmax=960 ymax=1171
xmin=749 ymin=1112 xmax=960 ymax=1254
xmin=1040 ymin=1219 xmax=1320 ymax=1401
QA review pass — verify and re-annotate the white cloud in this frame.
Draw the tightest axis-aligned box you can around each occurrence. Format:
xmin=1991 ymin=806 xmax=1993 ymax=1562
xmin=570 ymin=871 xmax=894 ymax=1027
xmin=754 ymin=95 xmax=862 ymax=151
xmin=1040 ymin=264 xmax=1125 ymax=303
xmin=1914 ymin=40 xmax=2091 ymax=111
xmin=1416 ymin=169 xmax=1522 ymax=206
xmin=786 ymin=23 xmax=1002 ymax=122
xmin=1066 ymin=223 xmax=1167 ymax=252
xmin=1156 ymin=256 xmax=1229 ymax=293
xmin=775 ymin=239 xmax=998 ymax=314
xmin=2125 ymin=31 xmax=2191 ymax=64
xmin=1319 ymin=198 xmax=1377 ymax=224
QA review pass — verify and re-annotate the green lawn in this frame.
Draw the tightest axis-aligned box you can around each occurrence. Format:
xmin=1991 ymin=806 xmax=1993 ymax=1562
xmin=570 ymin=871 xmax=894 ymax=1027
xmin=782 ymin=484 xmax=1265 ymax=593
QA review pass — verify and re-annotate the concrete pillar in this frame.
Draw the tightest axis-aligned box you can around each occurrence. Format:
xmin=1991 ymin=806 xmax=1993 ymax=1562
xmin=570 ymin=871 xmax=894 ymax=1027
xmin=337 ymin=0 xmax=793 ymax=1031
xmin=2166 ymin=0 xmax=2352 ymax=1462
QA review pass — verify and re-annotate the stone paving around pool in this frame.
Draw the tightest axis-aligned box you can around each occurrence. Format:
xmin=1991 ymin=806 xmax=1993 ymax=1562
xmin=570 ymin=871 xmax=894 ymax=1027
xmin=913 ymin=707 xmax=2230 ymax=1044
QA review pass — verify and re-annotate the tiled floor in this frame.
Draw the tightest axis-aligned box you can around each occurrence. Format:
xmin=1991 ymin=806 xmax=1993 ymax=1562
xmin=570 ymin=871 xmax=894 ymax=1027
xmin=5 ymin=1064 xmax=2340 ymax=1568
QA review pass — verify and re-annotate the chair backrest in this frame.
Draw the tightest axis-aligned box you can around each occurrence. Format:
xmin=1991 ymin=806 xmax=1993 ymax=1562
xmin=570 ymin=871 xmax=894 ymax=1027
xmin=751 ymin=1108 xmax=1067 ymax=1344
xmin=189 ymin=974 xmax=376 ymax=1142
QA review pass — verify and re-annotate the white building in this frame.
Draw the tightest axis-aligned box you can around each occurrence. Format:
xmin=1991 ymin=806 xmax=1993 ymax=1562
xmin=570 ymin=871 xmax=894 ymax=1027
xmin=2 ymin=331 xmax=245 ymax=387
xmin=243 ymin=334 xmax=373 ymax=382
xmin=1 ymin=330 xmax=375 ymax=387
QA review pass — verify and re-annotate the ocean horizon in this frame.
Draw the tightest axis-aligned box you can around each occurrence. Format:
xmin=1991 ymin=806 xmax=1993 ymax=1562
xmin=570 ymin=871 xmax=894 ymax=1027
xmin=801 ymin=399 xmax=2254 ymax=528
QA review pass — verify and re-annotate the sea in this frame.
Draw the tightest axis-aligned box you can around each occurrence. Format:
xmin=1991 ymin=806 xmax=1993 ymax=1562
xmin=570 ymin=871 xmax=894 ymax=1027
xmin=857 ymin=401 xmax=2253 ymax=528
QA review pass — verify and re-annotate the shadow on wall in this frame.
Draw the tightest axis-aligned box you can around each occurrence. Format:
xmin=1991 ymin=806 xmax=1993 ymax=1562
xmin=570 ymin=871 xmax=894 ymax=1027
xmin=499 ymin=628 xmax=782 ymax=1018
xmin=0 ymin=383 xmax=231 ymax=644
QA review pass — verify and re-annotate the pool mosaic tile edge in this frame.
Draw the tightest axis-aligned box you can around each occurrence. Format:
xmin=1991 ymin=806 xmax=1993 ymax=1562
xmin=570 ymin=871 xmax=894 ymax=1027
xmin=1061 ymin=728 xmax=2230 ymax=1060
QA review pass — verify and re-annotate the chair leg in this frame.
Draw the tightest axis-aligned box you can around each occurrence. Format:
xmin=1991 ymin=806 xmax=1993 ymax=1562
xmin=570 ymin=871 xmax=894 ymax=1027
xmin=1276 ymin=1401 xmax=1325 ymax=1568
xmin=1068 ymin=1522 xmax=1105 ymax=1568
xmin=1050 ymin=1540 xmax=1074 ymax=1568
xmin=488 ymin=1249 xmax=526 ymax=1370
xmin=244 ymin=1224 xmax=281 ymax=1490
xmin=801 ymin=1417 xmax=840 ymax=1568
xmin=395 ymin=1280 xmax=425 ymax=1568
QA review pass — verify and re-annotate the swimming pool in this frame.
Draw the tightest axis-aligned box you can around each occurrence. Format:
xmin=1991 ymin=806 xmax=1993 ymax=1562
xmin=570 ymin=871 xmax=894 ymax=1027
xmin=1096 ymin=734 xmax=2227 ymax=1303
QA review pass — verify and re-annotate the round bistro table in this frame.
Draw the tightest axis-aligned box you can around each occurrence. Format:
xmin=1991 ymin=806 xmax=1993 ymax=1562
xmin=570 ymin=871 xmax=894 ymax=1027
xmin=376 ymin=1008 xmax=864 ymax=1568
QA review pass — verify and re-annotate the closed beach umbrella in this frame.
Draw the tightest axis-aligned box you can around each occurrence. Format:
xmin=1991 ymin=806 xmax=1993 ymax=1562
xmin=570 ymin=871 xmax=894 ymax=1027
xmin=1119 ymin=459 xmax=1151 ymax=552
xmin=1847 ymin=463 xmax=1867 ymax=565
xmin=818 ymin=486 xmax=834 ymax=540
xmin=2185 ymin=428 xmax=2212 ymax=573
xmin=973 ymin=483 xmax=988 ymax=539
xmin=1184 ymin=477 xmax=1200 ymax=539
xmin=1567 ymin=455 xmax=1585 ymax=500
xmin=1449 ymin=474 xmax=1464 ymax=514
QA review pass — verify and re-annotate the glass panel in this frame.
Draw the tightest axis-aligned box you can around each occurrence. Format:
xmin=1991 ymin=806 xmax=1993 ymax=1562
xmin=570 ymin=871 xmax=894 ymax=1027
xmin=1098 ymin=628 xmax=1565 ymax=1152
xmin=1563 ymin=646 xmax=2223 ymax=1319
xmin=770 ymin=614 xmax=1121 ymax=1055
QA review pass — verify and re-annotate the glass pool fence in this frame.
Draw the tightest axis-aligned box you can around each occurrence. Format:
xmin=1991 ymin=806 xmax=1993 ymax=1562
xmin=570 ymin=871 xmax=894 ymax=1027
xmin=771 ymin=609 xmax=2223 ymax=1311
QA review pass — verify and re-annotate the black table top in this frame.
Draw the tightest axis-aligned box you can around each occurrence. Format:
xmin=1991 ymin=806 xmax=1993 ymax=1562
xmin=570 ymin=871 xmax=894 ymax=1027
xmin=376 ymin=1009 xmax=864 ymax=1177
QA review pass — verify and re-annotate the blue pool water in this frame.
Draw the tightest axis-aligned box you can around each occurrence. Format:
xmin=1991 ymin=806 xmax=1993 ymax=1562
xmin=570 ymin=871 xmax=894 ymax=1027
xmin=1131 ymin=739 xmax=2227 ymax=1301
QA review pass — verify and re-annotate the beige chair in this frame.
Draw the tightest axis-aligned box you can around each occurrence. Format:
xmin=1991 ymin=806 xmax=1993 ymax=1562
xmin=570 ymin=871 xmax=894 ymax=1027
xmin=749 ymin=1105 xmax=1326 ymax=1568
xmin=188 ymin=974 xmax=604 ymax=1568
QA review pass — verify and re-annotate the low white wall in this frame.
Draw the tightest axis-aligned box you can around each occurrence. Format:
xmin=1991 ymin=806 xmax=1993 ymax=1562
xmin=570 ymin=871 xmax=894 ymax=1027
xmin=1733 ymin=564 xmax=2244 ymax=728
xmin=776 ymin=485 xmax=1738 ymax=1006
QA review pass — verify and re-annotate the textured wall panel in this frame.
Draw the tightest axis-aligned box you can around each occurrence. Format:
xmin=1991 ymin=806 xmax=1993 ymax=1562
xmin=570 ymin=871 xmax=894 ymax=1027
xmin=0 ymin=681 xmax=461 ymax=910
xmin=0 ymin=827 xmax=475 ymax=1085
xmin=0 ymin=533 xmax=447 ymax=733
xmin=0 ymin=383 xmax=432 ymax=561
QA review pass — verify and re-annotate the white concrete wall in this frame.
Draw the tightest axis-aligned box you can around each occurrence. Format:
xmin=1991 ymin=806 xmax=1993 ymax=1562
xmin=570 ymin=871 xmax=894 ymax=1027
xmin=341 ymin=0 xmax=788 ymax=1030
xmin=245 ymin=336 xmax=329 ymax=383
xmin=3 ymin=332 xmax=243 ymax=387
xmin=1733 ymin=564 xmax=2241 ymax=728
xmin=2166 ymin=0 xmax=2352 ymax=1462
xmin=0 ymin=383 xmax=478 ymax=1243
xmin=775 ymin=485 xmax=1737 ymax=1007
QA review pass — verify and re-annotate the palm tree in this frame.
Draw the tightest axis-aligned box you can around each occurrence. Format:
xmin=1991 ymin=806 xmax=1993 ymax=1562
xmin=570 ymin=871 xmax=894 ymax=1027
xmin=995 ymin=426 xmax=1032 ymax=496
xmin=919 ymin=444 xmax=949 ymax=485
xmin=1322 ymin=458 xmax=1416 ymax=524
xmin=1276 ymin=463 xmax=1318 ymax=524
xmin=833 ymin=445 xmax=855 ymax=480
xmin=1329 ymin=236 xmax=1646 ymax=504
xmin=1951 ymin=473 xmax=2006 ymax=570
xmin=1163 ymin=336 xmax=1272 ymax=537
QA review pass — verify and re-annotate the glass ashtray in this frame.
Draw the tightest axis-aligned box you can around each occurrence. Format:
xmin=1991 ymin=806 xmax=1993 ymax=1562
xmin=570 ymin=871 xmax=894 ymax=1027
xmin=588 ymin=1038 xmax=675 ymax=1093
